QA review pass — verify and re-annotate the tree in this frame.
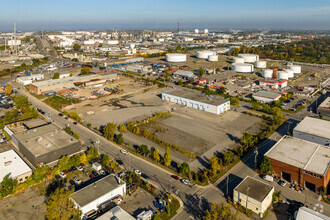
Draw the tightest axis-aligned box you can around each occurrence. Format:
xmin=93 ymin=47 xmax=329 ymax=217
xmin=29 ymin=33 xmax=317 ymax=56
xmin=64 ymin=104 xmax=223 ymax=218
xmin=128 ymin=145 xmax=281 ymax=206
xmin=272 ymin=107 xmax=283 ymax=126
xmin=103 ymin=122 xmax=117 ymax=140
xmin=80 ymin=67 xmax=91 ymax=75
xmin=198 ymin=67 xmax=204 ymax=79
xmin=177 ymin=80 xmax=183 ymax=85
xmin=153 ymin=148 xmax=160 ymax=162
xmin=87 ymin=147 xmax=99 ymax=160
xmin=58 ymin=155 xmax=71 ymax=171
xmin=52 ymin=72 xmax=60 ymax=79
xmin=13 ymin=95 xmax=30 ymax=110
xmin=114 ymin=133 xmax=124 ymax=144
xmin=119 ymin=124 xmax=127 ymax=132
xmin=163 ymin=147 xmax=171 ymax=167
xmin=5 ymin=86 xmax=12 ymax=95
xmin=105 ymin=51 xmax=109 ymax=57
xmin=180 ymin=162 xmax=190 ymax=178
xmin=45 ymin=188 xmax=81 ymax=220
xmin=260 ymin=156 xmax=273 ymax=174
xmin=223 ymin=151 xmax=234 ymax=166
xmin=73 ymin=132 xmax=80 ymax=139
xmin=79 ymin=153 xmax=87 ymax=164
xmin=217 ymin=87 xmax=226 ymax=95
xmin=0 ymin=174 xmax=17 ymax=198
xmin=203 ymin=202 xmax=234 ymax=220
xmin=216 ymin=68 xmax=220 ymax=72
xmin=101 ymin=154 xmax=111 ymax=167
xmin=230 ymin=97 xmax=239 ymax=106
xmin=138 ymin=144 xmax=149 ymax=156
xmin=73 ymin=43 xmax=81 ymax=51
xmin=210 ymin=156 xmax=221 ymax=175
xmin=240 ymin=132 xmax=256 ymax=148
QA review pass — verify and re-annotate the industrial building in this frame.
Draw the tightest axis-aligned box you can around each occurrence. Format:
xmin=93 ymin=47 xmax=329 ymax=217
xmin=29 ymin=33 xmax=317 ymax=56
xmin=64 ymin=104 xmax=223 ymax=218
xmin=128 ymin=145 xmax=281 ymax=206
xmin=5 ymin=119 xmax=81 ymax=167
xmin=265 ymin=136 xmax=330 ymax=192
xmin=71 ymin=174 xmax=126 ymax=216
xmin=0 ymin=149 xmax=32 ymax=183
xmin=317 ymin=97 xmax=330 ymax=117
xmin=16 ymin=74 xmax=44 ymax=85
xmin=293 ymin=116 xmax=330 ymax=146
xmin=259 ymin=79 xmax=287 ymax=89
xmin=295 ymin=207 xmax=330 ymax=220
xmin=29 ymin=73 xmax=117 ymax=94
xmin=172 ymin=70 xmax=197 ymax=80
xmin=96 ymin=206 xmax=135 ymax=220
xmin=233 ymin=176 xmax=274 ymax=217
xmin=162 ymin=89 xmax=230 ymax=114
xmin=252 ymin=91 xmax=281 ymax=103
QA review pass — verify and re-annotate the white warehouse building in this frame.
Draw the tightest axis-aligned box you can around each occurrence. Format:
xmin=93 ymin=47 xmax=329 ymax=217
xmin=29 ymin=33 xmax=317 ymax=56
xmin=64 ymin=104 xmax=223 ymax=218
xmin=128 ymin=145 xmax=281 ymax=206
xmin=293 ymin=116 xmax=330 ymax=146
xmin=16 ymin=74 xmax=45 ymax=85
xmin=162 ymin=89 xmax=230 ymax=114
xmin=71 ymin=174 xmax=126 ymax=216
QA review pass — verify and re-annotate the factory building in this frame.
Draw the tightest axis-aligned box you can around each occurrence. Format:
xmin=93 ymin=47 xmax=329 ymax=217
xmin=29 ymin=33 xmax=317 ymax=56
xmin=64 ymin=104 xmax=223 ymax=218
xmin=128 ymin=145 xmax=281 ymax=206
xmin=265 ymin=136 xmax=330 ymax=192
xmin=172 ymin=70 xmax=197 ymax=80
xmin=5 ymin=119 xmax=81 ymax=167
xmin=0 ymin=149 xmax=32 ymax=183
xmin=162 ymin=89 xmax=230 ymax=115
xmin=71 ymin=174 xmax=126 ymax=216
xmin=29 ymin=73 xmax=117 ymax=94
xmin=252 ymin=91 xmax=281 ymax=103
xmin=234 ymin=176 xmax=274 ymax=217
xmin=16 ymin=74 xmax=44 ymax=85
xmin=317 ymin=97 xmax=330 ymax=117
xmin=259 ymin=79 xmax=287 ymax=89
xmin=293 ymin=116 xmax=330 ymax=146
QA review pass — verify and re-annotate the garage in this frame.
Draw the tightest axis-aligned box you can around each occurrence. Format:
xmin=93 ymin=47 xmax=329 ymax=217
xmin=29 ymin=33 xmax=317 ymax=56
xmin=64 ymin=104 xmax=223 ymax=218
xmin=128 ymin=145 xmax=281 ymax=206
xmin=305 ymin=181 xmax=316 ymax=192
xmin=282 ymin=171 xmax=291 ymax=182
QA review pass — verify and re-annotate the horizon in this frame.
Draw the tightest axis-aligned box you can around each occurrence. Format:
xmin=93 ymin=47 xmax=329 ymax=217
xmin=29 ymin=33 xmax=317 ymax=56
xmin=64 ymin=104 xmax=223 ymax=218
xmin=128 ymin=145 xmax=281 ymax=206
xmin=1 ymin=0 xmax=330 ymax=31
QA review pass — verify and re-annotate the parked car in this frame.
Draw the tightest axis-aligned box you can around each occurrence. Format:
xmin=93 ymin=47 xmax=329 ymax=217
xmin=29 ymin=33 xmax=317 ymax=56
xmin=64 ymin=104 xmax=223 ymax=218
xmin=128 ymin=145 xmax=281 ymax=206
xmin=73 ymin=176 xmax=82 ymax=185
xmin=77 ymin=166 xmax=83 ymax=171
xmin=83 ymin=168 xmax=89 ymax=175
xmin=134 ymin=169 xmax=141 ymax=175
xmin=120 ymin=149 xmax=128 ymax=155
xmin=141 ymin=173 xmax=149 ymax=179
xmin=89 ymin=174 xmax=95 ymax=180
xmin=73 ymin=121 xmax=77 ymax=125
xmin=58 ymin=113 xmax=63 ymax=116
xmin=279 ymin=180 xmax=287 ymax=186
xmin=99 ymin=170 xmax=106 ymax=176
xmin=80 ymin=163 xmax=85 ymax=168
xmin=171 ymin=175 xmax=180 ymax=180
xmin=92 ymin=170 xmax=99 ymax=177
xmin=59 ymin=172 xmax=66 ymax=179
xmin=263 ymin=175 xmax=274 ymax=182
xmin=181 ymin=179 xmax=189 ymax=185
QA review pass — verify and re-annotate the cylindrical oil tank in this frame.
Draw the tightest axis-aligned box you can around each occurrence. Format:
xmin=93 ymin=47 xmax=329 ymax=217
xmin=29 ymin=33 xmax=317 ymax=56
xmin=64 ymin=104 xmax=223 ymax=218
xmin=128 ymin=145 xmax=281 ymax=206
xmin=238 ymin=54 xmax=259 ymax=63
xmin=277 ymin=71 xmax=289 ymax=80
xmin=196 ymin=51 xmax=216 ymax=59
xmin=285 ymin=69 xmax=294 ymax=78
xmin=287 ymin=65 xmax=301 ymax=74
xmin=231 ymin=63 xmax=254 ymax=73
xmin=165 ymin=54 xmax=187 ymax=62
xmin=262 ymin=69 xmax=273 ymax=78
xmin=254 ymin=61 xmax=267 ymax=68
xmin=270 ymin=67 xmax=278 ymax=78
xmin=208 ymin=55 xmax=218 ymax=62
xmin=233 ymin=57 xmax=245 ymax=63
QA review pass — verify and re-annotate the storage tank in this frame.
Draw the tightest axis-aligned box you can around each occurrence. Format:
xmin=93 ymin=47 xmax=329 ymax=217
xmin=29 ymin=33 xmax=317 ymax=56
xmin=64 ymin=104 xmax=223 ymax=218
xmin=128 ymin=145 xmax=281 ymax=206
xmin=277 ymin=71 xmax=289 ymax=80
xmin=231 ymin=63 xmax=254 ymax=73
xmin=262 ymin=69 xmax=273 ymax=78
xmin=194 ymin=29 xmax=199 ymax=34
xmin=270 ymin=67 xmax=278 ymax=78
xmin=238 ymin=54 xmax=259 ymax=63
xmin=107 ymin=40 xmax=119 ymax=45
xmin=196 ymin=51 xmax=216 ymax=59
xmin=165 ymin=54 xmax=187 ymax=63
xmin=287 ymin=65 xmax=301 ymax=74
xmin=233 ymin=57 xmax=245 ymax=63
xmin=208 ymin=55 xmax=218 ymax=62
xmin=254 ymin=61 xmax=267 ymax=68
xmin=285 ymin=69 xmax=294 ymax=78
xmin=204 ymin=29 xmax=209 ymax=34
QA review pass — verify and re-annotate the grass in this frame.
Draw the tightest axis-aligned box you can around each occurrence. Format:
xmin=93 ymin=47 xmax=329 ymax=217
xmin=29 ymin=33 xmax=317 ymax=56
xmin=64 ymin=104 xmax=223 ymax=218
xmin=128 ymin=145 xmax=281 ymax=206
xmin=30 ymin=92 xmax=45 ymax=100
xmin=157 ymin=198 xmax=180 ymax=220
xmin=44 ymin=95 xmax=79 ymax=110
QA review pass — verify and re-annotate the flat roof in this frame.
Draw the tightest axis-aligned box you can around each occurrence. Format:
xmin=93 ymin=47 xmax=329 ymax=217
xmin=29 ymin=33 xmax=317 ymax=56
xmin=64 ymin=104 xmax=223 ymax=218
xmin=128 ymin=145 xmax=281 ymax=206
xmin=14 ymin=124 xmax=80 ymax=156
xmin=265 ymin=136 xmax=330 ymax=176
xmin=23 ymin=118 xmax=49 ymax=130
xmin=71 ymin=175 xmax=125 ymax=208
xmin=0 ymin=150 xmax=32 ymax=182
xmin=96 ymin=206 xmax=135 ymax=220
xmin=294 ymin=117 xmax=330 ymax=140
xmin=318 ymin=97 xmax=330 ymax=109
xmin=163 ymin=89 xmax=229 ymax=106
xmin=252 ymin=91 xmax=281 ymax=99
xmin=296 ymin=207 xmax=330 ymax=220
xmin=235 ymin=176 xmax=274 ymax=202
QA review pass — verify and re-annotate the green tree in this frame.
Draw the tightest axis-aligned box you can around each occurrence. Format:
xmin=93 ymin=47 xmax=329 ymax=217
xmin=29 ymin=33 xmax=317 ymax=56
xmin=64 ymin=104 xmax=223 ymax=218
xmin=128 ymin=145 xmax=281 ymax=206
xmin=119 ymin=124 xmax=127 ymax=132
xmin=79 ymin=153 xmax=87 ymax=164
xmin=103 ymin=122 xmax=117 ymax=140
xmin=105 ymin=51 xmax=109 ymax=57
xmin=0 ymin=174 xmax=18 ymax=198
xmin=177 ymin=80 xmax=183 ymax=85
xmin=73 ymin=132 xmax=80 ymax=139
xmin=217 ymin=87 xmax=226 ymax=95
xmin=138 ymin=144 xmax=149 ymax=156
xmin=198 ymin=67 xmax=204 ymax=79
xmin=52 ymin=72 xmax=60 ymax=79
xmin=5 ymin=86 xmax=12 ymax=96
xmin=163 ymin=147 xmax=171 ymax=167
xmin=180 ymin=162 xmax=190 ymax=178
xmin=210 ymin=156 xmax=221 ymax=175
xmin=58 ymin=155 xmax=71 ymax=171
xmin=80 ymin=67 xmax=91 ymax=75
xmin=45 ymin=188 xmax=81 ymax=220
xmin=203 ymin=202 xmax=234 ymax=220
xmin=230 ymin=97 xmax=239 ymax=106
xmin=101 ymin=154 xmax=111 ymax=167
xmin=223 ymin=151 xmax=234 ymax=165
xmin=13 ymin=95 xmax=30 ymax=110
xmin=240 ymin=132 xmax=256 ymax=148
xmin=260 ymin=156 xmax=273 ymax=174
xmin=73 ymin=43 xmax=81 ymax=51
xmin=153 ymin=148 xmax=160 ymax=162
xmin=272 ymin=107 xmax=283 ymax=125
xmin=216 ymin=68 xmax=220 ymax=72
xmin=114 ymin=133 xmax=124 ymax=144
xmin=87 ymin=147 xmax=99 ymax=160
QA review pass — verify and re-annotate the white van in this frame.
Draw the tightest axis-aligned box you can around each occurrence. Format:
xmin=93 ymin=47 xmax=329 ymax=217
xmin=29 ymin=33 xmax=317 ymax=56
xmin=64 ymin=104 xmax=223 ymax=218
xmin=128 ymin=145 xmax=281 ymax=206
xmin=263 ymin=175 xmax=274 ymax=182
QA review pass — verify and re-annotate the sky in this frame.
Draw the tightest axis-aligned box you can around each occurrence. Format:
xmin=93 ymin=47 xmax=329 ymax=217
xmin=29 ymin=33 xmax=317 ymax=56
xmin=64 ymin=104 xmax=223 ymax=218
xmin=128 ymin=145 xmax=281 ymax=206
xmin=1 ymin=0 xmax=330 ymax=31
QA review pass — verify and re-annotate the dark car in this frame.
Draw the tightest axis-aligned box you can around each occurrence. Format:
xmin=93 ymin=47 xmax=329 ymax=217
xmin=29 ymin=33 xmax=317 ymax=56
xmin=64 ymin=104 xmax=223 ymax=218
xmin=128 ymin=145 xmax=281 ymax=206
xmin=73 ymin=121 xmax=77 ymax=125
xmin=58 ymin=113 xmax=63 ymax=116
xmin=116 ymin=160 xmax=123 ymax=165
xmin=141 ymin=173 xmax=149 ymax=179
xmin=92 ymin=171 xmax=99 ymax=177
xmin=71 ymin=166 xmax=77 ymax=172
xmin=65 ymin=117 xmax=68 ymax=119
xmin=89 ymin=174 xmax=95 ymax=180
xmin=171 ymin=175 xmax=180 ymax=180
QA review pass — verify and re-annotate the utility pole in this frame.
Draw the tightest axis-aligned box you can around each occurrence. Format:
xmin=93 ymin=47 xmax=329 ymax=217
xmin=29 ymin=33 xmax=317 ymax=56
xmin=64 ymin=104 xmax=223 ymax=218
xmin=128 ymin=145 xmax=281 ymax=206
xmin=254 ymin=147 xmax=258 ymax=170
xmin=226 ymin=175 xmax=229 ymax=197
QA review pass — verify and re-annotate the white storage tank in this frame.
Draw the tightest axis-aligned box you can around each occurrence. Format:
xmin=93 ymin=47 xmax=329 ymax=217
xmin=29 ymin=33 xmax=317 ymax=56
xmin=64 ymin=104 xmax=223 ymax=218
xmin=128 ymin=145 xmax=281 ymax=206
xmin=232 ymin=63 xmax=254 ymax=73
xmin=208 ymin=55 xmax=218 ymax=62
xmin=238 ymin=54 xmax=259 ymax=63
xmin=196 ymin=51 xmax=216 ymax=59
xmin=107 ymin=40 xmax=119 ymax=45
xmin=277 ymin=71 xmax=289 ymax=80
xmin=194 ymin=29 xmax=199 ymax=34
xmin=233 ymin=57 xmax=245 ymax=63
xmin=254 ymin=61 xmax=267 ymax=68
xmin=165 ymin=54 xmax=187 ymax=63
xmin=262 ymin=69 xmax=273 ymax=78
xmin=287 ymin=65 xmax=301 ymax=74
xmin=285 ymin=69 xmax=294 ymax=78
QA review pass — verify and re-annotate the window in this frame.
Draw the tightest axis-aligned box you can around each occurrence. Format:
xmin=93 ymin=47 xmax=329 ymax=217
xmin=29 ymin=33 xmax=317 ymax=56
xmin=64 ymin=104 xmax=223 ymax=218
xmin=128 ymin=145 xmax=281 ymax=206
xmin=256 ymin=208 xmax=258 ymax=211
xmin=25 ymin=176 xmax=28 ymax=179
xmin=19 ymin=178 xmax=23 ymax=182
xmin=239 ymin=199 xmax=241 ymax=203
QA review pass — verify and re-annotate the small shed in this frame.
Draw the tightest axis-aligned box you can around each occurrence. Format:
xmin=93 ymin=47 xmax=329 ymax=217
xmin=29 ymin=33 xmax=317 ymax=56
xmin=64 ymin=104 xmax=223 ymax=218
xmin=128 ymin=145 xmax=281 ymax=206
xmin=92 ymin=162 xmax=102 ymax=171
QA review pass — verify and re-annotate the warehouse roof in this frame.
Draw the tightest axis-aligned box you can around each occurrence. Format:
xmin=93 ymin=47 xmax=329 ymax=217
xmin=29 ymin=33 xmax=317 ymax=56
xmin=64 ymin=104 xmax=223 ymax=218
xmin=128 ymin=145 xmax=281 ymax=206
xmin=234 ymin=176 xmax=274 ymax=202
xmin=23 ymin=118 xmax=49 ymax=130
xmin=71 ymin=175 xmax=125 ymax=208
xmin=252 ymin=91 xmax=281 ymax=99
xmin=96 ymin=206 xmax=135 ymax=220
xmin=0 ymin=150 xmax=32 ymax=182
xmin=296 ymin=207 xmax=330 ymax=220
xmin=163 ymin=89 xmax=229 ymax=106
xmin=265 ymin=136 xmax=330 ymax=176
xmin=294 ymin=117 xmax=330 ymax=140
xmin=318 ymin=97 xmax=330 ymax=109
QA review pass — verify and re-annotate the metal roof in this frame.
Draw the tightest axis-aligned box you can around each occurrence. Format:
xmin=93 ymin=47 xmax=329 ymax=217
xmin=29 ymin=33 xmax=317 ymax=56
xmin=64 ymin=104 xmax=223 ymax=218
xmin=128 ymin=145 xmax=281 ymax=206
xmin=252 ymin=91 xmax=281 ymax=99
xmin=294 ymin=117 xmax=330 ymax=140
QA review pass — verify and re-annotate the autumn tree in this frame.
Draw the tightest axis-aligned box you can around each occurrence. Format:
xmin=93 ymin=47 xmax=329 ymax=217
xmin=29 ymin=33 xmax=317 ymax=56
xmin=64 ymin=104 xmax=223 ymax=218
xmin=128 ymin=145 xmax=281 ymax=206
xmin=103 ymin=122 xmax=117 ymax=140
xmin=80 ymin=67 xmax=91 ymax=75
xmin=153 ymin=148 xmax=160 ymax=162
xmin=210 ymin=156 xmax=221 ymax=175
xmin=203 ymin=202 xmax=234 ymax=220
xmin=180 ymin=162 xmax=190 ymax=178
xmin=163 ymin=147 xmax=171 ymax=167
xmin=5 ymin=86 xmax=12 ymax=95
xmin=52 ymin=72 xmax=60 ymax=79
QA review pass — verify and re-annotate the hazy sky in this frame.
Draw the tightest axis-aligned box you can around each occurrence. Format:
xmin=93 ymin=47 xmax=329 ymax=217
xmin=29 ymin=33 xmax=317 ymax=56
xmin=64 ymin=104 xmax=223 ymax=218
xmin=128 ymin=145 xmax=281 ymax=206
xmin=1 ymin=0 xmax=330 ymax=31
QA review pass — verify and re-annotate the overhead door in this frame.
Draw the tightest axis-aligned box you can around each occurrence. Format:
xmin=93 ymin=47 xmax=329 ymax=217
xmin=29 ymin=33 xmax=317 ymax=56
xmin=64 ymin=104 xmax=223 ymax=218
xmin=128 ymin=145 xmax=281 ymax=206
xmin=282 ymin=171 xmax=291 ymax=182
xmin=305 ymin=181 xmax=316 ymax=192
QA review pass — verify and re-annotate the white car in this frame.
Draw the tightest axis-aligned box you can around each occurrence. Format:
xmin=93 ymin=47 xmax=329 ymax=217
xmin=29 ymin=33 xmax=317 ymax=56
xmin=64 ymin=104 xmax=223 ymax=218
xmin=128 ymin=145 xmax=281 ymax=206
xmin=120 ymin=149 xmax=128 ymax=155
xmin=77 ymin=166 xmax=83 ymax=171
xmin=73 ymin=176 xmax=82 ymax=185
xmin=181 ymin=179 xmax=189 ymax=185
xmin=100 ymin=170 xmax=106 ymax=176
xmin=134 ymin=169 xmax=141 ymax=175
xmin=59 ymin=172 xmax=66 ymax=179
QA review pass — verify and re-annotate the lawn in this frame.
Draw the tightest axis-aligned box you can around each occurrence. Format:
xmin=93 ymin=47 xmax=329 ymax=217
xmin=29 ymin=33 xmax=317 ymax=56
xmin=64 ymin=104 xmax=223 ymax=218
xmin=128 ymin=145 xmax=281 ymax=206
xmin=44 ymin=95 xmax=79 ymax=110
xmin=157 ymin=198 xmax=180 ymax=220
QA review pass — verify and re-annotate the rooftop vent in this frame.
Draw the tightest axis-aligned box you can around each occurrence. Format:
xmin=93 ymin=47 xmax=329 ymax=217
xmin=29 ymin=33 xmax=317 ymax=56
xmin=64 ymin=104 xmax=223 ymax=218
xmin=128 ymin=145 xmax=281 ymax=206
xmin=37 ymin=137 xmax=43 ymax=142
xmin=4 ymin=161 xmax=12 ymax=166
